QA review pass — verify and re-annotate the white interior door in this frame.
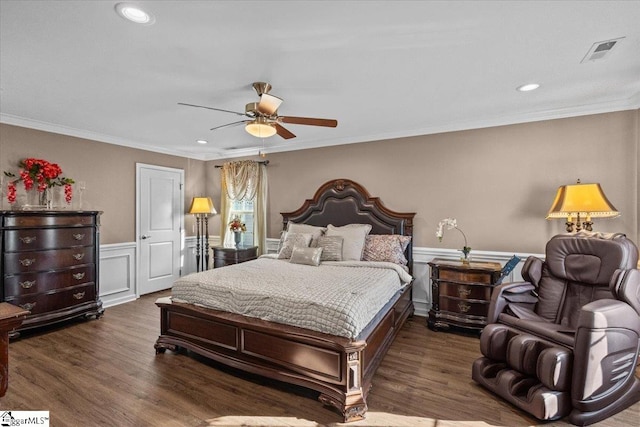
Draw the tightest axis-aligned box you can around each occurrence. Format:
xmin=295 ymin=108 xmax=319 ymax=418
xmin=137 ymin=164 xmax=183 ymax=295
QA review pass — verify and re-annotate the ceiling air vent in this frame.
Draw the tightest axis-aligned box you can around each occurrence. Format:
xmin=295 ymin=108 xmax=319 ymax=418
xmin=581 ymin=37 xmax=624 ymax=63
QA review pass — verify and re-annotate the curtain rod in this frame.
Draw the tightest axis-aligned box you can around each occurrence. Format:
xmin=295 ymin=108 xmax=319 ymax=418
xmin=214 ymin=160 xmax=269 ymax=168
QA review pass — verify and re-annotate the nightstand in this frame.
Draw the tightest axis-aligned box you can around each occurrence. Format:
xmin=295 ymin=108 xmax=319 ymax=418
xmin=213 ymin=246 xmax=258 ymax=268
xmin=427 ymin=258 xmax=502 ymax=333
xmin=0 ymin=303 xmax=29 ymax=396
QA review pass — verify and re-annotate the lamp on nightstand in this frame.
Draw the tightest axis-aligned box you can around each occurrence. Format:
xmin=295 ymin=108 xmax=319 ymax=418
xmin=189 ymin=197 xmax=217 ymax=272
xmin=546 ymin=180 xmax=619 ymax=232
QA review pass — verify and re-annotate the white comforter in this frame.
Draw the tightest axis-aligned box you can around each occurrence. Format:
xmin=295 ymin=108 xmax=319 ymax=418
xmin=171 ymin=255 xmax=413 ymax=339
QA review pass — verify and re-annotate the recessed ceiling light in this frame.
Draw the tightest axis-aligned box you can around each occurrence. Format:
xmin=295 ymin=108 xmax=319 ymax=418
xmin=517 ymin=83 xmax=540 ymax=92
xmin=115 ymin=3 xmax=155 ymax=25
xmin=196 ymin=140 xmax=208 ymax=144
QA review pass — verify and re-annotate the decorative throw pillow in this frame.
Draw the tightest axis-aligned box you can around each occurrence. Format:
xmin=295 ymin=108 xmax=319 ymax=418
xmin=277 ymin=233 xmax=312 ymax=259
xmin=325 ymin=224 xmax=372 ymax=261
xmin=289 ymin=246 xmax=323 ymax=266
xmin=316 ymin=235 xmax=343 ymax=261
xmin=286 ymin=222 xmax=326 ymax=247
xmin=363 ymin=234 xmax=412 ymax=265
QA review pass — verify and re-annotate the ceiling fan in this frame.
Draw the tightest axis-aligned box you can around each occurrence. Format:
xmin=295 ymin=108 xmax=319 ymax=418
xmin=179 ymin=82 xmax=338 ymax=140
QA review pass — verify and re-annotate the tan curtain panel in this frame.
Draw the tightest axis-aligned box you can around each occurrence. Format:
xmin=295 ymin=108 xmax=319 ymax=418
xmin=220 ymin=160 xmax=267 ymax=255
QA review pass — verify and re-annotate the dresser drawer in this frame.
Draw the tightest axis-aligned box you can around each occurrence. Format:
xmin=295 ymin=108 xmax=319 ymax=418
xmin=3 ymin=246 xmax=95 ymax=274
xmin=438 ymin=269 xmax=493 ymax=284
xmin=439 ymin=282 xmax=492 ymax=300
xmin=4 ymin=266 xmax=95 ymax=297
xmin=439 ymin=296 xmax=489 ymax=317
xmin=4 ymin=284 xmax=97 ymax=315
xmin=3 ymin=215 xmax=96 ymax=228
xmin=4 ymin=227 xmax=95 ymax=252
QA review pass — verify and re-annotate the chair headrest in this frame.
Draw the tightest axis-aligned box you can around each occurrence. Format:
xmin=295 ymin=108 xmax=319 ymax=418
xmin=545 ymin=232 xmax=639 ymax=285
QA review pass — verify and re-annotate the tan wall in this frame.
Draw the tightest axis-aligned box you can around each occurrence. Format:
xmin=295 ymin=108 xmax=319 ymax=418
xmin=2 ymin=109 xmax=638 ymax=254
xmin=0 ymin=124 xmax=207 ymax=244
xmin=209 ymin=110 xmax=639 ymax=254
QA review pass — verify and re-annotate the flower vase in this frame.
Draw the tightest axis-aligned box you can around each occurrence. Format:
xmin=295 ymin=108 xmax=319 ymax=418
xmin=23 ymin=188 xmax=48 ymax=210
xmin=234 ymin=231 xmax=242 ymax=248
xmin=461 ymin=248 xmax=472 ymax=264
xmin=39 ymin=188 xmax=53 ymax=210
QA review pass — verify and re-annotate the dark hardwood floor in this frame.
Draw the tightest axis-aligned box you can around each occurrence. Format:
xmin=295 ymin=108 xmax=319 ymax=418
xmin=1 ymin=291 xmax=638 ymax=427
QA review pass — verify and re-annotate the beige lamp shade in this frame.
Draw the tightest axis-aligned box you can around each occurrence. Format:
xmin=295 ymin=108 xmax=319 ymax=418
xmin=546 ymin=182 xmax=619 ymax=220
xmin=188 ymin=197 xmax=217 ymax=215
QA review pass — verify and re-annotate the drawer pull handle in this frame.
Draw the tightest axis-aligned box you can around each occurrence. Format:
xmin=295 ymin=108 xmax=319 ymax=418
xmin=73 ymin=233 xmax=85 ymax=240
xmin=19 ymin=258 xmax=36 ymax=267
xmin=73 ymin=272 xmax=86 ymax=280
xmin=19 ymin=236 xmax=37 ymax=244
xmin=458 ymin=302 xmax=471 ymax=313
xmin=73 ymin=291 xmax=86 ymax=300
xmin=73 ymin=253 xmax=85 ymax=261
xmin=20 ymin=280 xmax=36 ymax=289
xmin=458 ymin=288 xmax=471 ymax=297
xmin=20 ymin=302 xmax=36 ymax=311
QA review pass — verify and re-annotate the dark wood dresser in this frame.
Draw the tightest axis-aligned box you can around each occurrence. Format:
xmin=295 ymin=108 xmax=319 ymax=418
xmin=0 ymin=211 xmax=104 ymax=336
xmin=213 ymin=246 xmax=258 ymax=268
xmin=428 ymin=258 xmax=501 ymax=333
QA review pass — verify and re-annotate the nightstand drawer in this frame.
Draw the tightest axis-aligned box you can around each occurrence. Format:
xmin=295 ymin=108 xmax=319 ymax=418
xmin=439 ymin=282 xmax=492 ymax=300
xmin=439 ymin=269 xmax=493 ymax=284
xmin=4 ymin=227 xmax=95 ymax=251
xmin=439 ymin=296 xmax=489 ymax=317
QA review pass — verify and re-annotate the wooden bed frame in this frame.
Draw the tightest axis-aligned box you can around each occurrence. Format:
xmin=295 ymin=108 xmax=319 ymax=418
xmin=155 ymin=179 xmax=416 ymax=422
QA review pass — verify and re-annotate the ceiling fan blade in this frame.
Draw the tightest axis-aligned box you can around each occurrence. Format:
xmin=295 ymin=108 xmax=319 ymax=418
xmin=178 ymin=102 xmax=247 ymax=117
xmin=257 ymin=93 xmax=283 ymax=116
xmin=280 ymin=116 xmax=338 ymax=127
xmin=275 ymin=123 xmax=296 ymax=139
xmin=210 ymin=120 xmax=250 ymax=131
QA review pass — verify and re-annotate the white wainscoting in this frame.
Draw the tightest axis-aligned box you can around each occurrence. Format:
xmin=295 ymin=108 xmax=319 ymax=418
xmin=99 ymin=242 xmax=137 ymax=307
xmin=100 ymin=237 xmax=543 ymax=317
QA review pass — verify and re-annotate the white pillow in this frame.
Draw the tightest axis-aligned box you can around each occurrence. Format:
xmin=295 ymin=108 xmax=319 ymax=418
xmin=286 ymin=222 xmax=326 ymax=247
xmin=325 ymin=224 xmax=372 ymax=261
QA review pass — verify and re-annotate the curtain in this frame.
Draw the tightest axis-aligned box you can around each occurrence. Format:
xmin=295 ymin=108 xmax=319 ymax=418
xmin=220 ymin=160 xmax=268 ymax=255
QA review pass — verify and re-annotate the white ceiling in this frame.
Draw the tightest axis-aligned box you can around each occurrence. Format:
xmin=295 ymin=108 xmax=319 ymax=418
xmin=1 ymin=1 xmax=639 ymax=160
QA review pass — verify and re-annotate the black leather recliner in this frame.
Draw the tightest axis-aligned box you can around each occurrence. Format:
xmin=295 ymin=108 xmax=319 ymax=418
xmin=472 ymin=232 xmax=640 ymax=425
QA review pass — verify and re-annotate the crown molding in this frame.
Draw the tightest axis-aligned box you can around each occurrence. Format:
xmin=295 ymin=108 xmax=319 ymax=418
xmin=3 ymin=93 xmax=639 ymax=162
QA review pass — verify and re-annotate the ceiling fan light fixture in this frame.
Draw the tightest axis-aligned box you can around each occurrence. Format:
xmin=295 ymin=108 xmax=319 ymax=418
xmin=245 ymin=117 xmax=276 ymax=138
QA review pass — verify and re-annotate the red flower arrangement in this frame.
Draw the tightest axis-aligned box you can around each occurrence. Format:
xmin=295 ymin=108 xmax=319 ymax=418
xmin=4 ymin=158 xmax=75 ymax=205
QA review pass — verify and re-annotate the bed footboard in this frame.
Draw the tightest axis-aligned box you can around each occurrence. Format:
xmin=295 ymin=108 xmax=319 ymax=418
xmin=155 ymin=283 xmax=413 ymax=422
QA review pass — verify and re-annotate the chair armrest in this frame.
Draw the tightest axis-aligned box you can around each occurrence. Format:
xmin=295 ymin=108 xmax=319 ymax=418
xmin=572 ymin=299 xmax=640 ymax=407
xmin=578 ymin=299 xmax=640 ymax=331
xmin=487 ymin=281 xmax=537 ymax=324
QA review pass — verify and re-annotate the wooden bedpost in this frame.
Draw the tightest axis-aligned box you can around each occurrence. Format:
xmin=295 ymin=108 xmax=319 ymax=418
xmin=318 ymin=349 xmax=368 ymax=422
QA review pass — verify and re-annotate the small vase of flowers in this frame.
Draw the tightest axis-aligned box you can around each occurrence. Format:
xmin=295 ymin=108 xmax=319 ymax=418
xmin=229 ymin=216 xmax=246 ymax=248
xmin=436 ymin=217 xmax=471 ymax=263
xmin=4 ymin=158 xmax=74 ymax=209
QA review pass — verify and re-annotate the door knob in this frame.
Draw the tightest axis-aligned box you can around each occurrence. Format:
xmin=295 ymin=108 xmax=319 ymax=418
xmin=141 ymin=235 xmax=151 ymax=239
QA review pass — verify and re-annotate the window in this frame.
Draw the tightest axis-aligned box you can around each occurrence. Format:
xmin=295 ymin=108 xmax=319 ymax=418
xmin=229 ymin=198 xmax=254 ymax=246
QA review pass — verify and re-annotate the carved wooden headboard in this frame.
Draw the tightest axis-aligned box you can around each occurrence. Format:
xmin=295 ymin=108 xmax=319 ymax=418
xmin=281 ymin=178 xmax=416 ymax=271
